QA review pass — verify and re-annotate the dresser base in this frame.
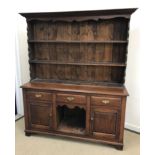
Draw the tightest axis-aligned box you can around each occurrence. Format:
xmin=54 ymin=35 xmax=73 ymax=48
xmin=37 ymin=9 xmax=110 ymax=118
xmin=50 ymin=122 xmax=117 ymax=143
xmin=22 ymin=82 xmax=128 ymax=150
xmin=25 ymin=129 xmax=124 ymax=150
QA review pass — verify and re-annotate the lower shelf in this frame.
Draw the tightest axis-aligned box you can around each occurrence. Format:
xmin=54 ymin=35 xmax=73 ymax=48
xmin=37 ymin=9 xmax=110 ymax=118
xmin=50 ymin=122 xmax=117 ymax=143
xmin=57 ymin=121 xmax=85 ymax=135
xmin=56 ymin=105 xmax=86 ymax=135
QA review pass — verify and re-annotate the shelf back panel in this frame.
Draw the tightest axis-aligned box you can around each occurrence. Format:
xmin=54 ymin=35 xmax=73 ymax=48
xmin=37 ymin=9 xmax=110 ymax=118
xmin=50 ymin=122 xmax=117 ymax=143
xmin=28 ymin=18 xmax=129 ymax=41
xmin=30 ymin=64 xmax=125 ymax=84
xmin=29 ymin=43 xmax=127 ymax=63
xmin=23 ymin=9 xmax=136 ymax=86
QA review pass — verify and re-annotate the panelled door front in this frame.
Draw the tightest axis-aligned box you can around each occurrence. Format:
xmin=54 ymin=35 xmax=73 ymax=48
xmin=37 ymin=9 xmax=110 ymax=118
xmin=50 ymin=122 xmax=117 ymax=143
xmin=26 ymin=91 xmax=53 ymax=130
xmin=29 ymin=101 xmax=52 ymax=130
xmin=91 ymin=107 xmax=120 ymax=140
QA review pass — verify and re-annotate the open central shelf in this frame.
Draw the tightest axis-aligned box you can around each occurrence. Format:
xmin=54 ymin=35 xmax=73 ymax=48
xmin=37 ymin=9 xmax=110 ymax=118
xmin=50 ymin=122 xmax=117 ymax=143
xmin=57 ymin=120 xmax=86 ymax=135
xmin=56 ymin=105 xmax=86 ymax=135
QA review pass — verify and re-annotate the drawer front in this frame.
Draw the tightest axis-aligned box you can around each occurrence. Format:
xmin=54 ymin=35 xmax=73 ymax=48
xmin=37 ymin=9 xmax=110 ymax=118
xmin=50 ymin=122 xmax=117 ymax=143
xmin=27 ymin=91 xmax=52 ymax=102
xmin=56 ymin=93 xmax=86 ymax=104
xmin=91 ymin=96 xmax=121 ymax=107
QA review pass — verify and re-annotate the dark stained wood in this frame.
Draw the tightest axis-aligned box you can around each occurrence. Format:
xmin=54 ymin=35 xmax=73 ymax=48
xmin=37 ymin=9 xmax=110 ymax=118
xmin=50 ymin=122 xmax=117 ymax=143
xmin=21 ymin=82 xmax=128 ymax=96
xmin=25 ymin=90 xmax=53 ymax=130
xmin=52 ymin=93 xmax=57 ymax=130
xmin=56 ymin=105 xmax=86 ymax=135
xmin=25 ymin=132 xmax=31 ymax=136
xmin=28 ymin=40 xmax=128 ymax=43
xmin=22 ymin=90 xmax=29 ymax=130
xmin=56 ymin=93 xmax=86 ymax=105
xmin=90 ymin=107 xmax=121 ymax=141
xmin=27 ymin=16 xmax=129 ymax=85
xmin=31 ymin=78 xmax=126 ymax=88
xmin=25 ymin=128 xmax=124 ymax=147
xmin=86 ymin=96 xmax=90 ymax=135
xmin=20 ymin=8 xmax=137 ymax=19
xmin=92 ymin=110 xmax=116 ymax=134
xmin=33 ymin=21 xmax=49 ymax=40
xmin=57 ymin=121 xmax=85 ymax=135
xmin=29 ymin=102 xmax=51 ymax=129
xmin=119 ymin=97 xmax=127 ymax=143
xmin=26 ymin=91 xmax=52 ymax=102
xmin=115 ymin=145 xmax=123 ymax=150
xmin=91 ymin=96 xmax=121 ymax=107
xmin=29 ymin=60 xmax=127 ymax=67
xmin=48 ymin=22 xmax=57 ymax=40
xmin=20 ymin=8 xmax=136 ymax=150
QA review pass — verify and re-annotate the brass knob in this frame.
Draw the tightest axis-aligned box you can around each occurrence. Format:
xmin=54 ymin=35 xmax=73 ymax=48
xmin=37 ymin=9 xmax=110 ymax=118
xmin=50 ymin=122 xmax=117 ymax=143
xmin=91 ymin=116 xmax=94 ymax=121
xmin=102 ymin=100 xmax=110 ymax=104
xmin=67 ymin=96 xmax=75 ymax=101
xmin=35 ymin=94 xmax=42 ymax=98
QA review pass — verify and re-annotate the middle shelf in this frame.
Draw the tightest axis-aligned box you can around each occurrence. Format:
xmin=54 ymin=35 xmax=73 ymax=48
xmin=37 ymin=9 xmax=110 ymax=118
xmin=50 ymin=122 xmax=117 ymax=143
xmin=28 ymin=40 xmax=128 ymax=44
xmin=28 ymin=42 xmax=128 ymax=64
xmin=29 ymin=60 xmax=126 ymax=67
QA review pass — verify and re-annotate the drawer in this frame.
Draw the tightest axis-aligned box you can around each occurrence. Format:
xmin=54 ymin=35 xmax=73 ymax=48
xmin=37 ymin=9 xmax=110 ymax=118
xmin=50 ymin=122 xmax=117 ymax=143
xmin=91 ymin=96 xmax=121 ymax=107
xmin=56 ymin=93 xmax=86 ymax=104
xmin=27 ymin=91 xmax=52 ymax=102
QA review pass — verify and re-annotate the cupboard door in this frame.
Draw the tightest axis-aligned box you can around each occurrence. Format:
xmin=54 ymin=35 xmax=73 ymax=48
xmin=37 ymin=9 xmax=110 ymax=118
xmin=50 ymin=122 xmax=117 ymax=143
xmin=29 ymin=101 xmax=52 ymax=130
xmin=91 ymin=107 xmax=120 ymax=140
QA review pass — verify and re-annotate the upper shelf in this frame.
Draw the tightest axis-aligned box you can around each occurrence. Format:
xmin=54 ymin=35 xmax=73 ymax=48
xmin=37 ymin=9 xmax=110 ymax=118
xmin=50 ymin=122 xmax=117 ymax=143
xmin=28 ymin=40 xmax=128 ymax=44
xmin=29 ymin=60 xmax=126 ymax=67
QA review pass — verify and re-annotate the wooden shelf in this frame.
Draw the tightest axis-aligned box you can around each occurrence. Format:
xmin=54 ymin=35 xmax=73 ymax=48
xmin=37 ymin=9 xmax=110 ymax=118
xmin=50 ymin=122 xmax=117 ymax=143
xmin=28 ymin=40 xmax=128 ymax=44
xmin=29 ymin=60 xmax=126 ymax=67
xmin=26 ymin=9 xmax=131 ymax=86
xmin=31 ymin=78 xmax=123 ymax=87
xmin=57 ymin=121 xmax=85 ymax=135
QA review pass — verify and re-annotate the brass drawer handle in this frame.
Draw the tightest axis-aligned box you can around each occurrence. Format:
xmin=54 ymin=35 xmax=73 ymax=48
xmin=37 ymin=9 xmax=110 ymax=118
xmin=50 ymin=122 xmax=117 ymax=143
xmin=91 ymin=116 xmax=94 ymax=121
xmin=102 ymin=100 xmax=110 ymax=104
xmin=49 ymin=113 xmax=52 ymax=117
xmin=67 ymin=96 xmax=75 ymax=101
xmin=35 ymin=94 xmax=42 ymax=98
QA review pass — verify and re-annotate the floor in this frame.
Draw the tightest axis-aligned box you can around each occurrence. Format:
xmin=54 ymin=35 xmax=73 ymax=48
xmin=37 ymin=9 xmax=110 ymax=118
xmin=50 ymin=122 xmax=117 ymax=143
xmin=15 ymin=118 xmax=140 ymax=155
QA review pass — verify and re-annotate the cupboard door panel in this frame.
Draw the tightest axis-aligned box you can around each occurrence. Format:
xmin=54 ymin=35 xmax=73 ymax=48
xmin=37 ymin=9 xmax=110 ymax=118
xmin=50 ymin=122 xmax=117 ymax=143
xmin=93 ymin=111 xmax=116 ymax=134
xmin=29 ymin=102 xmax=52 ymax=130
xmin=91 ymin=107 xmax=120 ymax=140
